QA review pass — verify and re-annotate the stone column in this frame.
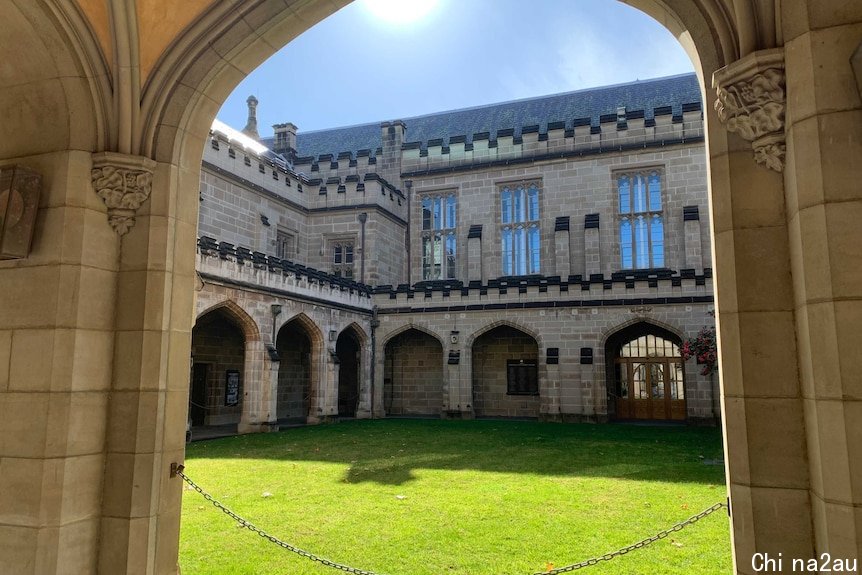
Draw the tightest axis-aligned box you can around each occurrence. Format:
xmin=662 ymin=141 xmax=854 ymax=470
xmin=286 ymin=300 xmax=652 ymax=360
xmin=554 ymin=217 xmax=571 ymax=278
xmin=266 ymin=354 xmax=280 ymax=429
xmin=712 ymin=48 xmax=813 ymax=570
xmin=238 ymin=339 xmax=268 ymax=434
xmin=467 ymin=225 xmax=482 ymax=283
xmin=372 ymin=344 xmax=386 ymax=417
xmin=683 ymin=206 xmax=703 ymax=269
xmin=0 ymin=151 xmax=121 ymax=575
xmin=356 ymin=337 xmax=373 ymax=419
xmin=95 ymin=154 xmax=199 ymax=575
xmin=583 ymin=214 xmax=600 ymax=277
xmin=541 ymin=347 xmax=562 ymax=421
xmin=445 ymin=340 xmax=472 ymax=418
xmin=782 ymin=17 xmax=862 ymax=562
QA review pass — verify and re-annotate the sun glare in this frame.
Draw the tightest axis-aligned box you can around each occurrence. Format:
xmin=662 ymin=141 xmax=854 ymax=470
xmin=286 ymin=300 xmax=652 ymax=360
xmin=361 ymin=0 xmax=440 ymax=25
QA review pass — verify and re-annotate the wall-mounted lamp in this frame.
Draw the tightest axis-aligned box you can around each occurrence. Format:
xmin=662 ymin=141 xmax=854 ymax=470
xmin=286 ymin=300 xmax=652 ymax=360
xmin=0 ymin=166 xmax=41 ymax=260
xmin=329 ymin=329 xmax=338 ymax=342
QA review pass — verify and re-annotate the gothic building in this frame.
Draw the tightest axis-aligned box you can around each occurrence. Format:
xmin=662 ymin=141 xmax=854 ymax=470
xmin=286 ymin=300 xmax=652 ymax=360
xmin=192 ymin=73 xmax=718 ymax=431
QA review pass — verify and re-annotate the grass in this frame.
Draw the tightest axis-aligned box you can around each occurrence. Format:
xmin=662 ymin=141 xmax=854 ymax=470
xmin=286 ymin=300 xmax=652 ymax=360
xmin=179 ymin=419 xmax=731 ymax=575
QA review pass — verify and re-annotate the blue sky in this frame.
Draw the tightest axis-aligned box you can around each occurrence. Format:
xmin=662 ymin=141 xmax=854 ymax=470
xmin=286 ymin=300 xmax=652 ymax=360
xmin=217 ymin=0 xmax=694 ymax=136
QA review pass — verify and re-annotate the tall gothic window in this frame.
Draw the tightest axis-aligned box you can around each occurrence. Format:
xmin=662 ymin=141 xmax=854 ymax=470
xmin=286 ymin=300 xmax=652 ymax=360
xmin=331 ymin=240 xmax=354 ymax=279
xmin=500 ymin=182 xmax=540 ymax=276
xmin=617 ymin=170 xmax=664 ymax=269
xmin=275 ymin=229 xmax=295 ymax=260
xmin=421 ymin=193 xmax=457 ymax=280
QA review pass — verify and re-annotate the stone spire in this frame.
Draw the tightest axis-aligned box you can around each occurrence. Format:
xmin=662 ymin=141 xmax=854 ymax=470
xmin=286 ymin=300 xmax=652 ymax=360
xmin=242 ymin=95 xmax=260 ymax=140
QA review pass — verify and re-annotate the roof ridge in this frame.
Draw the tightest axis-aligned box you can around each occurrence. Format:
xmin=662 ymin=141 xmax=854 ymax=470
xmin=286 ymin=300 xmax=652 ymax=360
xmin=293 ymin=73 xmax=697 ymax=136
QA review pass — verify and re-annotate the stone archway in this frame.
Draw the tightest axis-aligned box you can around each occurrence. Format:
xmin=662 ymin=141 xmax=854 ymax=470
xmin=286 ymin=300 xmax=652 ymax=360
xmin=471 ymin=324 xmax=541 ymax=419
xmin=1 ymin=1 xmax=860 ymax=573
xmin=383 ymin=327 xmax=445 ymax=417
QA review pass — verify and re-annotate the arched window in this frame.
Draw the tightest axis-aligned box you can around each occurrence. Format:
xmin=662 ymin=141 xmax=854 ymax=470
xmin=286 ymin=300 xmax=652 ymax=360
xmin=607 ymin=324 xmax=685 ymax=421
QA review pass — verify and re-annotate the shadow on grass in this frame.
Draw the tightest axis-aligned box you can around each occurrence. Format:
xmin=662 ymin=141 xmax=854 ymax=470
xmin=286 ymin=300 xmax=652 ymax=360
xmin=183 ymin=419 xmax=726 ymax=486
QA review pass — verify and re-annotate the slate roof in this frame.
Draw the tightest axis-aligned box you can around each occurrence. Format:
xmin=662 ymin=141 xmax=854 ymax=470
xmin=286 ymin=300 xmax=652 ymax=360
xmin=264 ymin=73 xmax=701 ymax=159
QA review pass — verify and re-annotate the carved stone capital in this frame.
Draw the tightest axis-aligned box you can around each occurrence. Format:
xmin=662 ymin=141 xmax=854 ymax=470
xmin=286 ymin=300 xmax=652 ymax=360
xmin=713 ymin=49 xmax=786 ymax=172
xmin=91 ymin=152 xmax=157 ymax=235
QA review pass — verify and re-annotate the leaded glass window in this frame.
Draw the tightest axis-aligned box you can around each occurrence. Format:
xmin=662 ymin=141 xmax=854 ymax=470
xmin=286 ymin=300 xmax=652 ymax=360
xmin=421 ymin=192 xmax=457 ymax=280
xmin=617 ymin=170 xmax=664 ymax=269
xmin=500 ymin=182 xmax=540 ymax=275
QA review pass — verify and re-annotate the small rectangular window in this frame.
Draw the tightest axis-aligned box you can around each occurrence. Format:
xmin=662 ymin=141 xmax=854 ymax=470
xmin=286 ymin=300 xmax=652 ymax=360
xmin=507 ymin=360 xmax=538 ymax=395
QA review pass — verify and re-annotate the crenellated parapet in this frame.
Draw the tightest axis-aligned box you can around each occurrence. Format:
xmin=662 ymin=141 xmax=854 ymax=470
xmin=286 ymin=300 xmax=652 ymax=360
xmin=206 ymin=126 xmax=310 ymax=208
xmin=197 ymin=235 xmax=374 ymax=311
xmin=372 ymin=268 xmax=713 ymax=313
xmin=400 ymin=102 xmax=704 ymax=176
xmin=292 ymin=148 xmax=406 ymax=218
xmin=206 ymin=126 xmax=407 ymax=220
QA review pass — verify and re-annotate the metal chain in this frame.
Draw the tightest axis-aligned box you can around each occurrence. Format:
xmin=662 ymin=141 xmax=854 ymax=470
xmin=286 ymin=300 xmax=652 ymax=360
xmin=176 ymin=465 xmax=384 ymax=575
xmin=533 ymin=501 xmax=728 ymax=575
xmin=176 ymin=465 xmax=726 ymax=575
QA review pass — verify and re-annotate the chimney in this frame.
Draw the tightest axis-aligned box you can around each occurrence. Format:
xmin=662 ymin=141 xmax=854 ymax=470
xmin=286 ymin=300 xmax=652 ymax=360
xmin=272 ymin=122 xmax=298 ymax=158
xmin=379 ymin=120 xmax=406 ymax=184
xmin=242 ymin=95 xmax=260 ymax=141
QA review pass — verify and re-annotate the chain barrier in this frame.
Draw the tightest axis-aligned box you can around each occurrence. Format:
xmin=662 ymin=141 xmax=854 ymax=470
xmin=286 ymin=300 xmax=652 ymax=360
xmin=532 ymin=501 xmax=727 ymax=574
xmin=175 ymin=464 xmax=727 ymax=575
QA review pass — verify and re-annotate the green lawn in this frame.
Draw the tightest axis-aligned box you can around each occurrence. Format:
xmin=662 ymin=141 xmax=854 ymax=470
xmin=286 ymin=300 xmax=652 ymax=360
xmin=180 ymin=419 xmax=731 ymax=575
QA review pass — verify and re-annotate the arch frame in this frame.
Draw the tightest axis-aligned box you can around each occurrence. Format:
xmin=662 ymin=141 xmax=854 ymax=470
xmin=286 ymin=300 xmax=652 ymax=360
xmin=466 ymin=319 xmax=543 ymax=350
xmin=195 ymin=298 xmax=261 ymax=342
xmin=381 ymin=322 xmax=446 ymax=349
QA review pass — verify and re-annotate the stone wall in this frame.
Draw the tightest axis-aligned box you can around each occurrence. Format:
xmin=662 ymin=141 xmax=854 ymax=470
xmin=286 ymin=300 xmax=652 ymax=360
xmin=472 ymin=326 xmax=540 ymax=418
xmin=276 ymin=321 xmax=312 ymax=422
xmin=405 ymin=142 xmax=710 ymax=285
xmin=383 ymin=329 xmax=444 ymax=416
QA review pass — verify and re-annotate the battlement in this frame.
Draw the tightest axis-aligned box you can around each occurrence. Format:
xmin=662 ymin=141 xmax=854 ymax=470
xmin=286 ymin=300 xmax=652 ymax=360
xmin=197 ymin=235 xmax=374 ymax=310
xmin=372 ymin=268 xmax=713 ymax=312
xmin=400 ymin=102 xmax=704 ymax=175
xmin=207 ymin=127 xmax=406 ymax=218
xmin=206 ymin=126 xmax=309 ymax=207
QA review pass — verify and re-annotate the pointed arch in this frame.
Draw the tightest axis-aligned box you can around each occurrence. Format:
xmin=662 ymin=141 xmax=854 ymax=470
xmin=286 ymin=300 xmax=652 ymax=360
xmin=196 ymin=299 xmax=261 ymax=342
xmin=467 ymin=319 xmax=542 ymax=349
xmin=339 ymin=322 xmax=368 ymax=346
xmin=276 ymin=312 xmax=325 ymax=348
xmin=600 ymin=317 xmax=685 ymax=349
xmin=382 ymin=323 xmax=445 ymax=349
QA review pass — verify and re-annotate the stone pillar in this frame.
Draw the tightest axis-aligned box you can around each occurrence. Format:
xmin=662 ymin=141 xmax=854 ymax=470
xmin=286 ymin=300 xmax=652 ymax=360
xmin=554 ymin=217 xmax=571 ymax=278
xmin=372 ymin=344 xmax=386 ymax=417
xmin=583 ymin=214 xmax=600 ymax=277
xmin=95 ymin=154 xmax=199 ymax=575
xmin=266 ymin=353 xmax=280 ymax=429
xmin=445 ymin=338 xmax=472 ymax=418
xmin=467 ymin=225 xmax=482 ymax=283
xmin=712 ymin=48 xmax=813 ymax=570
xmin=683 ymin=206 xmax=703 ymax=269
xmin=782 ymin=15 xmax=862 ymax=562
xmin=356 ymin=337 xmax=373 ymax=419
xmin=323 ymin=347 xmax=340 ymax=420
xmin=0 ymin=151 xmax=121 ymax=574
xmin=238 ymin=339 xmax=269 ymax=434
xmin=541 ymin=347 xmax=562 ymax=421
